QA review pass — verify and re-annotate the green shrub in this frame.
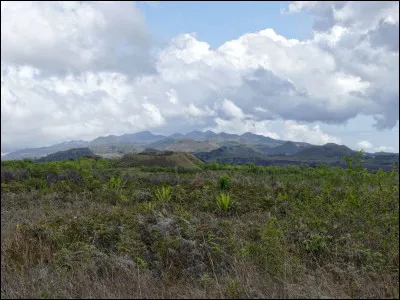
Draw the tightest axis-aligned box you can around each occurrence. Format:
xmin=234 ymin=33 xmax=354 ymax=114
xmin=1 ymin=182 xmax=9 ymax=192
xmin=302 ymin=232 xmax=329 ymax=254
xmin=248 ymin=217 xmax=286 ymax=276
xmin=218 ymin=174 xmax=230 ymax=190
xmin=25 ymin=177 xmax=46 ymax=191
xmin=108 ymin=176 xmax=122 ymax=189
xmin=50 ymin=180 xmax=78 ymax=193
xmin=118 ymin=194 xmax=129 ymax=204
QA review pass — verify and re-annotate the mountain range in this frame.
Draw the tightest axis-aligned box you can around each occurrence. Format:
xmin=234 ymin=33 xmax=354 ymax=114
xmin=2 ymin=130 xmax=398 ymax=171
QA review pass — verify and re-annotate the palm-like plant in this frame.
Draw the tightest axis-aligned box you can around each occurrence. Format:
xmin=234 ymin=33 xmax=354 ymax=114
xmin=155 ymin=186 xmax=172 ymax=201
xmin=216 ymin=193 xmax=237 ymax=212
xmin=108 ymin=176 xmax=122 ymax=189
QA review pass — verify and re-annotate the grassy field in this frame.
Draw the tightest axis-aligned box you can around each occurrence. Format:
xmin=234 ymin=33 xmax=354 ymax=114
xmin=1 ymin=156 xmax=399 ymax=299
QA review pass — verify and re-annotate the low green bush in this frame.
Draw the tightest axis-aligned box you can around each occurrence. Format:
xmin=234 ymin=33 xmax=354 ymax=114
xmin=218 ymin=174 xmax=230 ymax=190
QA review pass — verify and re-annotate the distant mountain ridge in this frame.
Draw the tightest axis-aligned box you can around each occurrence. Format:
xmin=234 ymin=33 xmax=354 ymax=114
xmin=90 ymin=131 xmax=166 ymax=146
xmin=2 ymin=140 xmax=89 ymax=160
xmin=2 ymin=130 xmax=398 ymax=166
xmin=194 ymin=143 xmax=399 ymax=171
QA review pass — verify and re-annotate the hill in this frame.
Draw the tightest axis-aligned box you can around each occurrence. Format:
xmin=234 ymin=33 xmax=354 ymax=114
xmin=2 ymin=140 xmax=89 ymax=160
xmin=195 ymin=144 xmax=266 ymax=164
xmin=148 ymin=138 xmax=219 ymax=152
xmin=145 ymin=138 xmax=177 ymax=150
xmin=237 ymin=132 xmax=283 ymax=146
xmin=36 ymin=148 xmax=100 ymax=162
xmin=195 ymin=143 xmax=399 ymax=171
xmin=88 ymin=144 xmax=143 ymax=155
xmin=166 ymin=139 xmax=219 ymax=152
xmin=117 ymin=151 xmax=203 ymax=169
xmin=89 ymin=131 xmax=166 ymax=146
xmin=254 ymin=141 xmax=307 ymax=155
xmin=294 ymin=143 xmax=356 ymax=162
xmin=3 ymin=130 xmax=398 ymax=164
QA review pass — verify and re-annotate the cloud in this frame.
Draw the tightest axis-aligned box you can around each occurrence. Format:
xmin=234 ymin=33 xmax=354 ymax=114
xmin=166 ymin=89 xmax=179 ymax=104
xmin=1 ymin=65 xmax=162 ymax=148
xmin=221 ymin=99 xmax=245 ymax=119
xmin=142 ymin=102 xmax=165 ymax=126
xmin=374 ymin=145 xmax=395 ymax=152
xmin=205 ymin=117 xmax=281 ymax=140
xmin=285 ymin=1 xmax=399 ymax=129
xmin=357 ymin=140 xmax=373 ymax=150
xmin=1 ymin=1 xmax=398 ymax=151
xmin=139 ymin=1 xmax=160 ymax=7
xmin=1 ymin=1 xmax=154 ymax=77
xmin=356 ymin=140 xmax=397 ymax=153
xmin=283 ymin=121 xmax=341 ymax=145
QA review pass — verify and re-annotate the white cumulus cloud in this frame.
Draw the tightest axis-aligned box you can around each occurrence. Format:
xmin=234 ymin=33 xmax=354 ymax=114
xmin=374 ymin=145 xmax=395 ymax=152
xmin=357 ymin=140 xmax=373 ymax=150
xmin=1 ymin=1 xmax=398 ymax=152
xmin=283 ymin=121 xmax=341 ymax=145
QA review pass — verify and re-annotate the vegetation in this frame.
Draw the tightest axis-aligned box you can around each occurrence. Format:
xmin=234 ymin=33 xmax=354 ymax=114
xmin=195 ymin=144 xmax=399 ymax=172
xmin=4 ymin=131 xmax=398 ymax=174
xmin=218 ymin=174 xmax=231 ymax=190
xmin=37 ymin=148 xmax=100 ymax=162
xmin=147 ymin=138 xmax=219 ymax=152
xmin=1 ymin=154 xmax=399 ymax=299
xmin=117 ymin=151 xmax=203 ymax=170
xmin=155 ymin=186 xmax=172 ymax=202
xmin=216 ymin=193 xmax=237 ymax=213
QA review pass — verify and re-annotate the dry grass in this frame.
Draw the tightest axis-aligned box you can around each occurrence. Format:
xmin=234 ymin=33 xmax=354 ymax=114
xmin=1 ymin=164 xmax=399 ymax=299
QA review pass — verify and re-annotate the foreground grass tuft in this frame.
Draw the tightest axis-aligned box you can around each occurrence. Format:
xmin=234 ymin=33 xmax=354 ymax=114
xmin=155 ymin=186 xmax=172 ymax=202
xmin=216 ymin=193 xmax=237 ymax=213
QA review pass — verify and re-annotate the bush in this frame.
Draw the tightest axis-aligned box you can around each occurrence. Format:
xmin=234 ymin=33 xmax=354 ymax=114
xmin=1 ymin=168 xmax=30 ymax=183
xmin=218 ymin=174 xmax=230 ymax=190
xmin=108 ymin=176 xmax=122 ymax=190
xmin=25 ymin=177 xmax=47 ymax=191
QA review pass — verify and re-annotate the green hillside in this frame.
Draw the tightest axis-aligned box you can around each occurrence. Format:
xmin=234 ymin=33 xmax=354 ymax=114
xmin=117 ymin=151 xmax=203 ymax=169
xmin=166 ymin=139 xmax=218 ymax=152
xmin=295 ymin=143 xmax=355 ymax=159
xmin=89 ymin=144 xmax=143 ymax=155
xmin=195 ymin=144 xmax=265 ymax=163
xmin=37 ymin=148 xmax=100 ymax=162
xmin=254 ymin=141 xmax=304 ymax=155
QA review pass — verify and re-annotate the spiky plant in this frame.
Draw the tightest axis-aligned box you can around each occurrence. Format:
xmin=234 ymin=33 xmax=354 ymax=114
xmin=155 ymin=186 xmax=172 ymax=202
xmin=216 ymin=193 xmax=237 ymax=212
xmin=108 ymin=176 xmax=122 ymax=189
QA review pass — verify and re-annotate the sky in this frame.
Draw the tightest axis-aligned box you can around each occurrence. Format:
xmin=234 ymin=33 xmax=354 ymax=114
xmin=1 ymin=1 xmax=399 ymax=154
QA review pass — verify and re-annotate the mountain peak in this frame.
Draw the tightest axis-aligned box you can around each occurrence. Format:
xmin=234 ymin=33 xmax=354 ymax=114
xmin=133 ymin=131 xmax=156 ymax=136
xmin=170 ymin=132 xmax=185 ymax=138
xmin=323 ymin=143 xmax=351 ymax=150
xmin=241 ymin=132 xmax=257 ymax=137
